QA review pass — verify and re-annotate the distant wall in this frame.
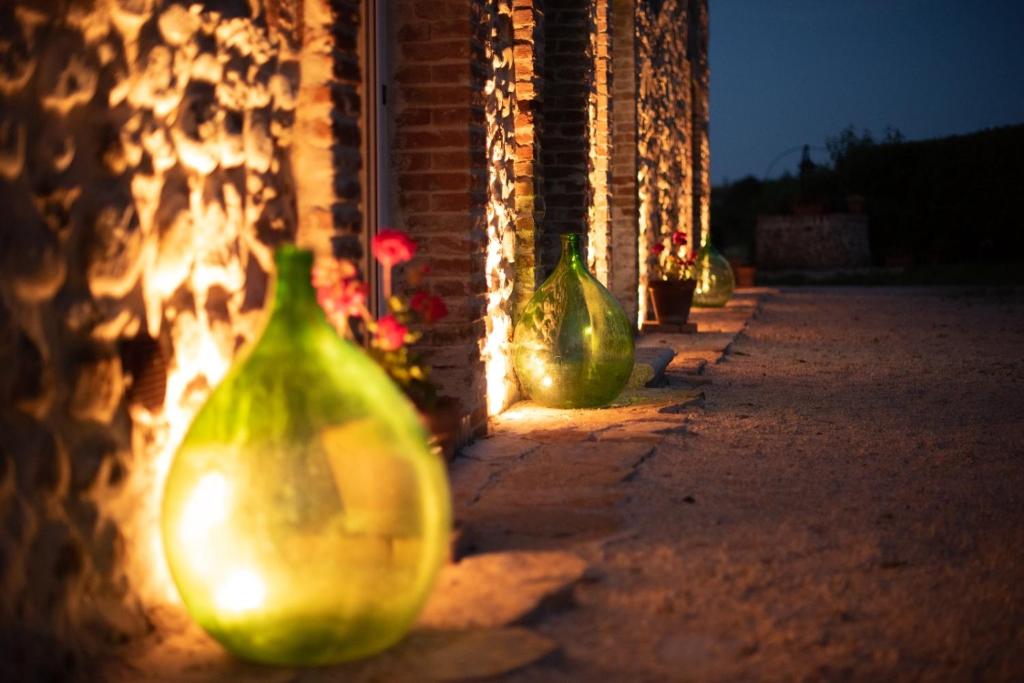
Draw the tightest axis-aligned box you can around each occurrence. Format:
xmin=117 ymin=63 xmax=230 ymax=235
xmin=757 ymin=214 xmax=870 ymax=270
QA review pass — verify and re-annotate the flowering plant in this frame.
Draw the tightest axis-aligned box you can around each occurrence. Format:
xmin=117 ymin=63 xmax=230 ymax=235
xmin=650 ymin=230 xmax=697 ymax=281
xmin=312 ymin=229 xmax=448 ymax=409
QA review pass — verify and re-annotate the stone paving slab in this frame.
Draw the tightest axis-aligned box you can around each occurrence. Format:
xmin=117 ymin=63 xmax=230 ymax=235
xmin=628 ymin=346 xmax=677 ymax=387
xmin=107 ymin=626 xmax=557 ymax=683
xmin=447 ymin=287 xmax=770 ymax=616
xmin=419 ymin=551 xmax=589 ymax=630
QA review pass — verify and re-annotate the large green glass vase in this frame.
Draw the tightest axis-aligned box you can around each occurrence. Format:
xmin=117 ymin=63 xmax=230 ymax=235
xmin=161 ymin=246 xmax=450 ymax=665
xmin=692 ymin=243 xmax=735 ymax=307
xmin=512 ymin=233 xmax=635 ymax=408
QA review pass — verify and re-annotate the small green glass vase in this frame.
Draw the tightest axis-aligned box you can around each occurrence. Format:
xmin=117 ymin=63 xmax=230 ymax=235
xmin=161 ymin=246 xmax=450 ymax=665
xmin=692 ymin=243 xmax=735 ymax=308
xmin=512 ymin=233 xmax=635 ymax=408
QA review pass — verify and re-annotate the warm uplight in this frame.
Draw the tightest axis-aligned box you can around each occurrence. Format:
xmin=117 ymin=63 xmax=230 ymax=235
xmin=215 ymin=568 xmax=267 ymax=614
xmin=587 ymin=0 xmax=612 ymax=285
xmin=482 ymin=15 xmax=517 ymax=416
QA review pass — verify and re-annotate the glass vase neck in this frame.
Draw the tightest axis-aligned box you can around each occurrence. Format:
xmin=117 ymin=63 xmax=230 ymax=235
xmin=559 ymin=233 xmax=584 ymax=268
xmin=272 ymin=245 xmax=317 ymax=310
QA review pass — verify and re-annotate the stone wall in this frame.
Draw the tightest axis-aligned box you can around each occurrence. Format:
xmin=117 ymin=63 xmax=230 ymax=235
xmin=0 ymin=0 xmax=311 ymax=677
xmin=757 ymin=214 xmax=872 ymax=270
xmin=688 ymin=0 xmax=709 ymax=248
xmin=636 ymin=0 xmax=692 ymax=285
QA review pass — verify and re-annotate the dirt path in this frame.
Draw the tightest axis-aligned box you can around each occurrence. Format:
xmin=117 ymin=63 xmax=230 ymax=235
xmin=506 ymin=287 xmax=1024 ymax=681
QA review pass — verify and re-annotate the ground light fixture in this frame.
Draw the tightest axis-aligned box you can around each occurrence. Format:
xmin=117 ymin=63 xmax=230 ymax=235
xmin=161 ymin=246 xmax=450 ymax=665
xmin=512 ymin=233 xmax=635 ymax=408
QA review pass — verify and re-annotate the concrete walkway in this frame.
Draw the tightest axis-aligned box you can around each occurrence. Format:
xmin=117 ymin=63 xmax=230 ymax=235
xmin=111 ymin=288 xmax=1024 ymax=681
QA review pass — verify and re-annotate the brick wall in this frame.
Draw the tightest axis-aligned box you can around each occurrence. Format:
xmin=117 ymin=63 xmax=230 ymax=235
xmin=609 ymin=0 xmax=639 ymax=323
xmin=586 ymin=0 xmax=613 ymax=285
xmin=386 ymin=0 xmax=490 ymax=434
xmin=511 ymin=0 xmax=545 ymax=314
xmin=295 ymin=0 xmax=364 ymax=258
xmin=540 ymin=0 xmax=594 ymax=276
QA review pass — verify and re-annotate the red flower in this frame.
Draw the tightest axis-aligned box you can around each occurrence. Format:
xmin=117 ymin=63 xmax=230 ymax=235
xmin=411 ymin=291 xmax=449 ymax=323
xmin=372 ymin=230 xmax=417 ymax=268
xmin=375 ymin=315 xmax=408 ymax=351
xmin=671 ymin=231 xmax=688 ymax=246
xmin=651 ymin=243 xmax=665 ymax=255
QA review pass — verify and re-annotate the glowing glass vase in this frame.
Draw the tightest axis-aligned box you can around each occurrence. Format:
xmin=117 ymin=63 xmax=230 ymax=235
xmin=692 ymin=243 xmax=735 ymax=308
xmin=161 ymin=246 xmax=450 ymax=666
xmin=512 ymin=233 xmax=635 ymax=408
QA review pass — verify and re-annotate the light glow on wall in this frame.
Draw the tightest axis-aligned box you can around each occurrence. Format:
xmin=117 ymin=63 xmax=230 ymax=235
xmin=482 ymin=0 xmax=517 ymax=416
xmin=587 ymin=0 xmax=612 ymax=285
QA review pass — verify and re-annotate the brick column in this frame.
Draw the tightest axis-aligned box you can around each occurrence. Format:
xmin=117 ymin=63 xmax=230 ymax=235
xmin=512 ymin=0 xmax=545 ymax=314
xmin=609 ymin=0 xmax=639 ymax=324
xmin=587 ymin=0 xmax=613 ymax=285
xmin=388 ymin=0 xmax=489 ymax=433
xmin=293 ymin=0 xmax=363 ymax=257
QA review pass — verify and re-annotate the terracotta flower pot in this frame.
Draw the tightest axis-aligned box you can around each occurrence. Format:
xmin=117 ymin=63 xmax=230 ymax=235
xmin=419 ymin=396 xmax=464 ymax=462
xmin=734 ymin=264 xmax=756 ymax=288
xmin=648 ymin=279 xmax=696 ymax=324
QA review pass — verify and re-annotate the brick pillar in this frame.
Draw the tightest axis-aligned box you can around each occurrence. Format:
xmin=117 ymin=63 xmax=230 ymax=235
xmin=689 ymin=0 xmax=710 ymax=248
xmin=512 ymin=0 xmax=545 ymax=315
xmin=609 ymin=0 xmax=639 ymax=324
xmin=587 ymin=0 xmax=613 ymax=285
xmin=540 ymin=0 xmax=593 ymax=276
xmin=293 ymin=0 xmax=363 ymax=257
xmin=388 ymin=0 xmax=489 ymax=434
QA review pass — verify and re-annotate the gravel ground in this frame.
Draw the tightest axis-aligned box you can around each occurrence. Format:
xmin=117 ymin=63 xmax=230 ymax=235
xmin=506 ymin=287 xmax=1024 ymax=682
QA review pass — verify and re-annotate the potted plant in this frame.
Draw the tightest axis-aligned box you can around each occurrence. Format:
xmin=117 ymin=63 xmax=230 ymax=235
xmin=312 ymin=229 xmax=462 ymax=459
xmin=647 ymin=230 xmax=698 ymax=325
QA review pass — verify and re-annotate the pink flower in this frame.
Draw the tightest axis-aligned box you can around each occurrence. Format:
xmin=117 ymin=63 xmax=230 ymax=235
xmin=335 ymin=279 xmax=368 ymax=317
xmin=671 ymin=231 xmax=688 ymax=246
xmin=411 ymin=291 xmax=449 ymax=323
xmin=312 ymin=258 xmax=357 ymax=288
xmin=375 ymin=315 xmax=408 ymax=351
xmin=372 ymin=230 xmax=417 ymax=268
xmin=314 ymin=258 xmax=368 ymax=324
xmin=651 ymin=243 xmax=665 ymax=255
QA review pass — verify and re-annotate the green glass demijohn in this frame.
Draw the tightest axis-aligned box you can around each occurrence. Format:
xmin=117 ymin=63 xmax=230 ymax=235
xmin=512 ymin=233 xmax=635 ymax=408
xmin=692 ymin=242 xmax=735 ymax=308
xmin=161 ymin=246 xmax=450 ymax=665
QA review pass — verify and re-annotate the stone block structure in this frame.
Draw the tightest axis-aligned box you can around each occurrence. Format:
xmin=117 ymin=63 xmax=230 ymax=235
xmin=757 ymin=214 xmax=872 ymax=270
xmin=0 ymin=0 xmax=710 ymax=675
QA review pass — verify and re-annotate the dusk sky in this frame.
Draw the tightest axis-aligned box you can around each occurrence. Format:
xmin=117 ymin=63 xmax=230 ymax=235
xmin=709 ymin=0 xmax=1024 ymax=184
